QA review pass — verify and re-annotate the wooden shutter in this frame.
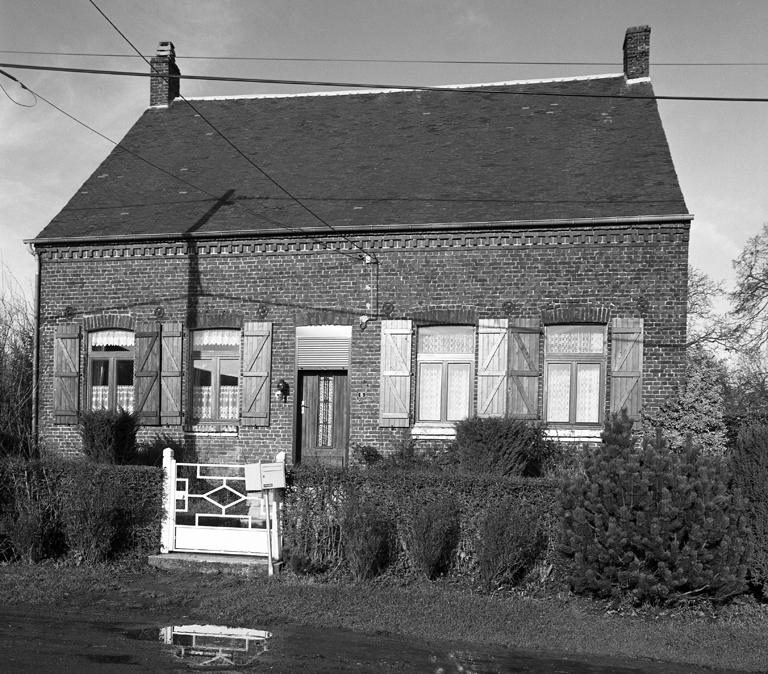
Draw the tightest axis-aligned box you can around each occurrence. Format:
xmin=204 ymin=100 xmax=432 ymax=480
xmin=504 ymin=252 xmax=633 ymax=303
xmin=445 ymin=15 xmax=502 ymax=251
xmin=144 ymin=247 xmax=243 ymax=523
xmin=242 ymin=321 xmax=272 ymax=427
xmin=611 ymin=317 xmax=644 ymax=420
xmin=160 ymin=322 xmax=183 ymax=425
xmin=53 ymin=323 xmax=80 ymax=424
xmin=477 ymin=318 xmax=508 ymax=417
xmin=380 ymin=320 xmax=412 ymax=427
xmin=508 ymin=318 xmax=541 ymax=419
xmin=135 ymin=320 xmax=160 ymax=425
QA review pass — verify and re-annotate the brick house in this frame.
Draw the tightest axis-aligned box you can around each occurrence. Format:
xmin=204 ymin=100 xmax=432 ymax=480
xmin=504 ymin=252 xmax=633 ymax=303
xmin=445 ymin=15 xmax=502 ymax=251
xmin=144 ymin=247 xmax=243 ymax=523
xmin=27 ymin=26 xmax=690 ymax=464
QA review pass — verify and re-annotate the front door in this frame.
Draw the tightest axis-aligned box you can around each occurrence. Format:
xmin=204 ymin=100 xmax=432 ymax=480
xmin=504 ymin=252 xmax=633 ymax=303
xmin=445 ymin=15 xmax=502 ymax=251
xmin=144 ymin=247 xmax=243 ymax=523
xmin=296 ymin=370 xmax=350 ymax=466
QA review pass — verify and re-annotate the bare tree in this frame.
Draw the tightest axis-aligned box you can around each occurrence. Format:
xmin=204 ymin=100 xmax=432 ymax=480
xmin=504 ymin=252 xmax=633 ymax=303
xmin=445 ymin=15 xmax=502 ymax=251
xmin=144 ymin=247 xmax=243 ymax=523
xmin=0 ymin=265 xmax=34 ymax=457
xmin=687 ymin=265 xmax=736 ymax=351
xmin=731 ymin=222 xmax=768 ymax=351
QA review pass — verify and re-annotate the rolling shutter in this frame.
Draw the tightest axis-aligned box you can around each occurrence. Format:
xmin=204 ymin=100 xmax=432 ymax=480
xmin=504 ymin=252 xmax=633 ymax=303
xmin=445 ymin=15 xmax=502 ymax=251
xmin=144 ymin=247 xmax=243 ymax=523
xmin=296 ymin=325 xmax=351 ymax=369
xmin=242 ymin=321 xmax=272 ymax=427
xmin=477 ymin=318 xmax=508 ymax=417
xmin=610 ymin=318 xmax=644 ymax=420
xmin=380 ymin=319 xmax=412 ymax=427
xmin=160 ymin=322 xmax=183 ymax=425
xmin=135 ymin=320 xmax=160 ymax=425
xmin=508 ymin=318 xmax=541 ymax=419
xmin=53 ymin=323 xmax=80 ymax=424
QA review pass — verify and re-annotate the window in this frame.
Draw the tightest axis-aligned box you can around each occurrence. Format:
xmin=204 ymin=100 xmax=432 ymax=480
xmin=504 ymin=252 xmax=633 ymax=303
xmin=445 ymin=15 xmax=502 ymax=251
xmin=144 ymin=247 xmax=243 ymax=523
xmin=544 ymin=325 xmax=606 ymax=424
xmin=191 ymin=329 xmax=241 ymax=422
xmin=88 ymin=330 xmax=135 ymax=411
xmin=416 ymin=326 xmax=474 ymax=423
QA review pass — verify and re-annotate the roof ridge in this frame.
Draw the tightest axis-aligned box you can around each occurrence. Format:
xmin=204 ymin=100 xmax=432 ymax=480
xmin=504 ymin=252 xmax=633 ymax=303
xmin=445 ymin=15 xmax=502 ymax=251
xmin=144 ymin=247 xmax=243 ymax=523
xmin=180 ymin=72 xmax=624 ymax=102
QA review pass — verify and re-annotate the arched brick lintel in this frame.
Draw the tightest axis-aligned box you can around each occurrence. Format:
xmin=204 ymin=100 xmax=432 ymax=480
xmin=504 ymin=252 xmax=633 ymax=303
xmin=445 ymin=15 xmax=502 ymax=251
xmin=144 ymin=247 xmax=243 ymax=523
xmin=82 ymin=313 xmax=135 ymax=331
xmin=541 ymin=306 xmax=611 ymax=325
xmin=411 ymin=308 xmax=477 ymax=326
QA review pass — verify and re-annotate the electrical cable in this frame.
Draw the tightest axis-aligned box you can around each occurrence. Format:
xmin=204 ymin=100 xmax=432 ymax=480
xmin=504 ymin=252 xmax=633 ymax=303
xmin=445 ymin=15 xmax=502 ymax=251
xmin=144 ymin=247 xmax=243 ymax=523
xmin=87 ymin=0 xmax=376 ymax=263
xmin=0 ymin=68 xmax=37 ymax=106
xmin=1 ymin=49 xmax=766 ymax=67
xmin=2 ymin=60 xmax=767 ymax=103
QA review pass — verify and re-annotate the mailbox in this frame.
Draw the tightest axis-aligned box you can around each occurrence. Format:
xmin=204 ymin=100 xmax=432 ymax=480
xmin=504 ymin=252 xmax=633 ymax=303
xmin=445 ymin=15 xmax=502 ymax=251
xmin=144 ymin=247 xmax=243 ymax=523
xmin=245 ymin=461 xmax=286 ymax=491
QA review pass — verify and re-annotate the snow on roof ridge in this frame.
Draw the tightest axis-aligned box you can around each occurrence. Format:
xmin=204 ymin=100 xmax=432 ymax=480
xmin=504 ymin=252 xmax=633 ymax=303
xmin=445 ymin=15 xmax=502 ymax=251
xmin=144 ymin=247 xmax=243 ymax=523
xmin=181 ymin=72 xmax=624 ymax=102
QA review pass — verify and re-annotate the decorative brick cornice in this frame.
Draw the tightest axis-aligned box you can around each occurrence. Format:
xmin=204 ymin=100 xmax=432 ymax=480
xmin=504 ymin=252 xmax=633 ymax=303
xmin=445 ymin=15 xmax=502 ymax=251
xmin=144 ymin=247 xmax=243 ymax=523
xmin=37 ymin=223 xmax=691 ymax=263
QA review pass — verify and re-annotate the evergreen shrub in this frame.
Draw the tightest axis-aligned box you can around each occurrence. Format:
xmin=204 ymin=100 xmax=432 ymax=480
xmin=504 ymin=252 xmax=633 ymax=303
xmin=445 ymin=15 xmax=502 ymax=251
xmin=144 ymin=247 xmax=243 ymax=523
xmin=454 ymin=416 xmax=556 ymax=477
xmin=559 ymin=413 xmax=751 ymax=603
xmin=340 ymin=492 xmax=393 ymax=580
xmin=406 ymin=495 xmax=460 ymax=579
xmin=78 ymin=408 xmax=140 ymax=464
xmin=730 ymin=423 xmax=768 ymax=597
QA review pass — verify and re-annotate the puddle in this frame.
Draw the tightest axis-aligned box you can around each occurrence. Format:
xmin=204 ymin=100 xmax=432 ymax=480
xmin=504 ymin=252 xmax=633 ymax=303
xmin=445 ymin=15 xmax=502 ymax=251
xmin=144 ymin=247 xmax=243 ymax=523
xmin=160 ymin=624 xmax=271 ymax=668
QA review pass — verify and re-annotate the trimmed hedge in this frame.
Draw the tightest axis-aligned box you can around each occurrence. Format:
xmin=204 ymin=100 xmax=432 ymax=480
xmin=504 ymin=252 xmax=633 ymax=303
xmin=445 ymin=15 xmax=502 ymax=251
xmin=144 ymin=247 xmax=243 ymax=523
xmin=0 ymin=458 xmax=163 ymax=563
xmin=283 ymin=463 xmax=558 ymax=587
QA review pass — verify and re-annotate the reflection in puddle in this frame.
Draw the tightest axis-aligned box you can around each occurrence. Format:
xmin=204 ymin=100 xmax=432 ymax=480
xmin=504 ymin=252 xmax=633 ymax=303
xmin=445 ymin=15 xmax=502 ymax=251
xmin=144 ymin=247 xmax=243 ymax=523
xmin=161 ymin=624 xmax=271 ymax=667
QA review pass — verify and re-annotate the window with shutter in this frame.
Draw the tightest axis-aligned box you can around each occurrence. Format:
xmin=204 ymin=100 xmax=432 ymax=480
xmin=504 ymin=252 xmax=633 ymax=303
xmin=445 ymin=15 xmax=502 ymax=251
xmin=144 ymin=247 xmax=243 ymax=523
xmin=242 ymin=322 xmax=272 ymax=427
xmin=190 ymin=329 xmax=241 ymax=422
xmin=610 ymin=318 xmax=644 ymax=420
xmin=477 ymin=319 xmax=508 ymax=418
xmin=509 ymin=319 xmax=541 ymax=419
xmin=379 ymin=320 xmax=413 ymax=427
xmin=88 ymin=328 xmax=136 ymax=414
xmin=160 ymin=322 xmax=183 ymax=425
xmin=53 ymin=323 xmax=80 ymax=424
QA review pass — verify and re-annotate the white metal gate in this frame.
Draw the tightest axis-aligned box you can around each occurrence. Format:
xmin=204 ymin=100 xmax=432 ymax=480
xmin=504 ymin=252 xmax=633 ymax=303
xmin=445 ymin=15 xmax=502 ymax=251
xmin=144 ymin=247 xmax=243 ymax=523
xmin=160 ymin=448 xmax=282 ymax=559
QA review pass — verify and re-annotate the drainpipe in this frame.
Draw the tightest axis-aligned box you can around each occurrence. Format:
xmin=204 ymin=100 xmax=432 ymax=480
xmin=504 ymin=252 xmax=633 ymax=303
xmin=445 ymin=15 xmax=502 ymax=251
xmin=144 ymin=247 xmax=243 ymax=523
xmin=26 ymin=242 xmax=41 ymax=457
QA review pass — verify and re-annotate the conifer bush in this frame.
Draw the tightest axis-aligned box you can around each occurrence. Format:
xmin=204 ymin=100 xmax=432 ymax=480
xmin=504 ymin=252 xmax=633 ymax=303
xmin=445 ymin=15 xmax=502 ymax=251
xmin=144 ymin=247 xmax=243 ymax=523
xmin=78 ymin=408 xmax=140 ymax=464
xmin=559 ymin=413 xmax=751 ymax=603
xmin=730 ymin=423 xmax=768 ymax=597
xmin=341 ymin=494 xmax=394 ymax=580
xmin=454 ymin=416 xmax=555 ymax=477
xmin=406 ymin=495 xmax=460 ymax=579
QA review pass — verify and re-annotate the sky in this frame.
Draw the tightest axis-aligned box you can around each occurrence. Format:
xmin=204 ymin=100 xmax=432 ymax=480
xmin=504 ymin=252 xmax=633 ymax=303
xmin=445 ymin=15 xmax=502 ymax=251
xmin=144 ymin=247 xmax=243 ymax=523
xmin=1 ymin=0 xmax=766 ymax=301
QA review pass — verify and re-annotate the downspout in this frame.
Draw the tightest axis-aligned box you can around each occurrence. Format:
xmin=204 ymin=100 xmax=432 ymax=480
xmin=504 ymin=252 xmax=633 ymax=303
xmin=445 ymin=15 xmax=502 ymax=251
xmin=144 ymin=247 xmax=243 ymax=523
xmin=26 ymin=242 xmax=41 ymax=457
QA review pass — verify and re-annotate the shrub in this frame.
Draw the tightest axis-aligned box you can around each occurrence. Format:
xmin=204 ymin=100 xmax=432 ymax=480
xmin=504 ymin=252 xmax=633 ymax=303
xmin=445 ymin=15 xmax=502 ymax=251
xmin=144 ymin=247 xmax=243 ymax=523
xmin=454 ymin=416 xmax=555 ymax=477
xmin=730 ymin=423 xmax=768 ymax=597
xmin=341 ymin=493 xmax=393 ymax=580
xmin=78 ymin=408 xmax=140 ymax=464
xmin=559 ymin=426 xmax=751 ymax=604
xmin=350 ymin=442 xmax=382 ymax=467
xmin=406 ymin=494 xmax=460 ymax=579
xmin=476 ymin=499 xmax=546 ymax=593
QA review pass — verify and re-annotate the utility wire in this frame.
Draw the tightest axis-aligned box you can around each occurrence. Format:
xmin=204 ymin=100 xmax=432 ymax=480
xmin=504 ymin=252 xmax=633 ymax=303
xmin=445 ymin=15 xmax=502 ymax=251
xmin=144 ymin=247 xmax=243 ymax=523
xmin=0 ymin=71 xmax=368 ymax=264
xmin=87 ymin=0 xmax=376 ymax=263
xmin=2 ymin=60 xmax=768 ymax=103
xmin=1 ymin=49 xmax=766 ymax=67
xmin=0 ymin=68 xmax=37 ymax=107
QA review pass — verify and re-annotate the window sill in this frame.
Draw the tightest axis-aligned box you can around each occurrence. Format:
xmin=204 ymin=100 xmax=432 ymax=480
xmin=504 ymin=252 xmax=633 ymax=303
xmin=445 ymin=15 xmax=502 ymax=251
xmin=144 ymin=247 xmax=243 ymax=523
xmin=184 ymin=424 xmax=239 ymax=436
xmin=545 ymin=427 xmax=602 ymax=443
xmin=411 ymin=423 xmax=456 ymax=440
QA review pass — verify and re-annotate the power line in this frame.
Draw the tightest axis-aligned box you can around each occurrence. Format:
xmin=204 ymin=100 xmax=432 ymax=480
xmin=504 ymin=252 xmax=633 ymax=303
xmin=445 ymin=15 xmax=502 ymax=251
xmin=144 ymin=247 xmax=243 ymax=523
xmin=86 ymin=0 xmax=376 ymax=264
xmin=2 ymin=60 xmax=768 ymax=103
xmin=1 ymin=72 xmax=369 ymax=264
xmin=1 ymin=49 xmax=766 ymax=67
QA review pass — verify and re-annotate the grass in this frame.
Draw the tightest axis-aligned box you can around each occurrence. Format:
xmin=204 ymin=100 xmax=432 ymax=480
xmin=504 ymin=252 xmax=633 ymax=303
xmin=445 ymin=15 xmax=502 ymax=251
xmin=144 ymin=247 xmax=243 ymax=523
xmin=1 ymin=562 xmax=767 ymax=672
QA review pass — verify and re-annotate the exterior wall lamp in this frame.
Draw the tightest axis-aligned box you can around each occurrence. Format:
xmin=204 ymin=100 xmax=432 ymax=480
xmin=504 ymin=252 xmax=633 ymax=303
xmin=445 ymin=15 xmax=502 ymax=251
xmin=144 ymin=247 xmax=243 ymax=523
xmin=276 ymin=379 xmax=290 ymax=403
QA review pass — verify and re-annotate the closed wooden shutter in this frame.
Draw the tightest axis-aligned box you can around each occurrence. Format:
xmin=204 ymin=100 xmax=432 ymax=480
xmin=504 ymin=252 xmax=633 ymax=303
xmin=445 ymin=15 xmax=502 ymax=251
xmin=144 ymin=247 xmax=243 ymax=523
xmin=160 ymin=322 xmax=183 ymax=425
xmin=53 ymin=323 xmax=80 ymax=424
xmin=610 ymin=318 xmax=644 ymax=420
xmin=380 ymin=320 xmax=412 ymax=427
xmin=477 ymin=318 xmax=508 ymax=417
xmin=135 ymin=320 xmax=160 ymax=425
xmin=508 ymin=318 xmax=541 ymax=419
xmin=242 ymin=321 xmax=272 ymax=426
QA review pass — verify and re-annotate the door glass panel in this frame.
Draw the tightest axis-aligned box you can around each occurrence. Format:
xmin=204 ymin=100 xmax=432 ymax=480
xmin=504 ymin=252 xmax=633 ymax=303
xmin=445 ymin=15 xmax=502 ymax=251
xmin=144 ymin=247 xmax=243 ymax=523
xmin=446 ymin=362 xmax=471 ymax=421
xmin=193 ymin=359 xmax=213 ymax=418
xmin=546 ymin=363 xmax=571 ymax=423
xmin=316 ymin=375 xmax=335 ymax=447
xmin=576 ymin=363 xmax=601 ymax=423
xmin=418 ymin=363 xmax=442 ymax=421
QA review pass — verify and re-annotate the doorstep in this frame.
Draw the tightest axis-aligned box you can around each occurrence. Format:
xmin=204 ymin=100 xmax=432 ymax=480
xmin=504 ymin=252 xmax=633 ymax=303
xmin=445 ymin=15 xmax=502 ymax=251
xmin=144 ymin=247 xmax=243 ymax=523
xmin=147 ymin=552 xmax=282 ymax=577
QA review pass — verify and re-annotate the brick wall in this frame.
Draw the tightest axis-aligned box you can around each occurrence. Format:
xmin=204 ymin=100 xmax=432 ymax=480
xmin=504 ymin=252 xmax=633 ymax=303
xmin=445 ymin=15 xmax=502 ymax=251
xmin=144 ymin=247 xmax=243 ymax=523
xmin=36 ymin=221 xmax=689 ymax=461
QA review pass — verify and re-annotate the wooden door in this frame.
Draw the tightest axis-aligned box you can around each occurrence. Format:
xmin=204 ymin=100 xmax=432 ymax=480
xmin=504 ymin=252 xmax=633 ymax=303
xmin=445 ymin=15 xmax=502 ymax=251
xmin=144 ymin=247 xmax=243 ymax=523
xmin=297 ymin=370 xmax=350 ymax=466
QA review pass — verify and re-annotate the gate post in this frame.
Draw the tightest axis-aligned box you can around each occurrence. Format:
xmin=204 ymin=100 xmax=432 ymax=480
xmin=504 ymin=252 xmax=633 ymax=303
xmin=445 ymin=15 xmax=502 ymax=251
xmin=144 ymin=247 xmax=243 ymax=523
xmin=160 ymin=447 xmax=177 ymax=553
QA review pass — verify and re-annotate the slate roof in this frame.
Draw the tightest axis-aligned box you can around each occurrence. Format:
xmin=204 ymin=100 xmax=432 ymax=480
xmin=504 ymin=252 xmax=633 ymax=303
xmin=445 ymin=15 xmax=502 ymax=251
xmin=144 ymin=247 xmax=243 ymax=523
xmin=34 ymin=74 xmax=688 ymax=243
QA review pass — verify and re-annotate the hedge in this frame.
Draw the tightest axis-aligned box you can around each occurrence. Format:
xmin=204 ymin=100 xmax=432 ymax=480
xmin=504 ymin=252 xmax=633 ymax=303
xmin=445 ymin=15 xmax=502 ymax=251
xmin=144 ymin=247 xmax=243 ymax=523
xmin=0 ymin=458 xmax=163 ymax=563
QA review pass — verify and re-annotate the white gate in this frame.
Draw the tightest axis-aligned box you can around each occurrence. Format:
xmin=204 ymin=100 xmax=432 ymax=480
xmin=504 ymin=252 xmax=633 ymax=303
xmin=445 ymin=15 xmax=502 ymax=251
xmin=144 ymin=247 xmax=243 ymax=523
xmin=160 ymin=448 xmax=282 ymax=560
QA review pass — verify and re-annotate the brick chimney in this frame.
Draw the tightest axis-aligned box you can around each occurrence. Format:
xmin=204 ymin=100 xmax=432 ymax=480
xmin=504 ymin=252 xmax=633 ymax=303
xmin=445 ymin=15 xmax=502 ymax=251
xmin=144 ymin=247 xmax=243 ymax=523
xmin=150 ymin=41 xmax=180 ymax=106
xmin=623 ymin=25 xmax=650 ymax=80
